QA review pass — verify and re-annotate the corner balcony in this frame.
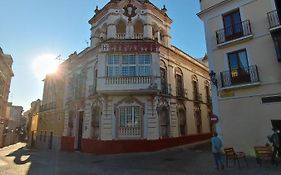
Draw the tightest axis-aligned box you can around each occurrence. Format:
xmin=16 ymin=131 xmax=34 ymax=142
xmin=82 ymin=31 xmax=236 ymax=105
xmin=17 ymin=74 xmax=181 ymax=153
xmin=267 ymin=10 xmax=281 ymax=32
xmin=97 ymin=76 xmax=160 ymax=94
xmin=115 ymin=33 xmax=144 ymax=40
xmin=220 ymin=65 xmax=260 ymax=90
xmin=216 ymin=20 xmax=253 ymax=47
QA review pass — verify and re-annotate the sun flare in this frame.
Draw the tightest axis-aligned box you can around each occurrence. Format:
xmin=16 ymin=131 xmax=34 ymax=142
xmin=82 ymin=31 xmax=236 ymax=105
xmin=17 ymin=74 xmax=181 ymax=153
xmin=32 ymin=54 xmax=60 ymax=80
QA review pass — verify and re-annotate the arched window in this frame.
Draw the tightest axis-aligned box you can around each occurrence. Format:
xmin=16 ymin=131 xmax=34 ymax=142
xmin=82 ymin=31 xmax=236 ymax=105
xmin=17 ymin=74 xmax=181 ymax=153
xmin=116 ymin=20 xmax=126 ymax=39
xmin=134 ymin=20 xmax=144 ymax=39
xmin=160 ymin=60 xmax=168 ymax=94
xmin=159 ymin=106 xmax=169 ymax=138
xmin=91 ymin=106 xmax=101 ymax=139
xmin=205 ymin=83 xmax=211 ymax=104
xmin=192 ymin=75 xmax=199 ymax=101
xmin=159 ymin=29 xmax=165 ymax=43
xmin=175 ymin=68 xmax=184 ymax=97
xmin=194 ymin=105 xmax=202 ymax=133
xmin=178 ymin=108 xmax=186 ymax=136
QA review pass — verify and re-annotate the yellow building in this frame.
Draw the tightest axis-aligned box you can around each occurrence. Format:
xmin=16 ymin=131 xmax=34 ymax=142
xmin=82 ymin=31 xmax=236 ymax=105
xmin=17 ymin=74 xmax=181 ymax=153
xmin=198 ymin=0 xmax=281 ymax=154
xmin=37 ymin=62 xmax=68 ymax=150
xmin=0 ymin=48 xmax=14 ymax=148
xmin=26 ymin=99 xmax=41 ymax=148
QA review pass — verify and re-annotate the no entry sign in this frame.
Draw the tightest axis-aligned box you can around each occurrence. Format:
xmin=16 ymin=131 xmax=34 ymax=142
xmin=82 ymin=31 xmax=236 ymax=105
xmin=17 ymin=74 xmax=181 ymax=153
xmin=211 ymin=114 xmax=219 ymax=124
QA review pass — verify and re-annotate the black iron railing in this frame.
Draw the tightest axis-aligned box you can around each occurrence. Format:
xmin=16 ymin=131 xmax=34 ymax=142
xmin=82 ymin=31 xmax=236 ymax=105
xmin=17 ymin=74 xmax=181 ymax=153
xmin=160 ymin=83 xmax=172 ymax=95
xmin=220 ymin=65 xmax=259 ymax=88
xmin=268 ymin=10 xmax=280 ymax=29
xmin=216 ymin=20 xmax=252 ymax=44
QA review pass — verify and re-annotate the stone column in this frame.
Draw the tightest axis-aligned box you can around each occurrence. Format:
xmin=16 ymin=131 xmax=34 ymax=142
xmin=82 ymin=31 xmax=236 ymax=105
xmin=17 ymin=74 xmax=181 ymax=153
xmin=107 ymin=24 xmax=116 ymax=39
xmin=126 ymin=21 xmax=133 ymax=39
xmin=144 ymin=24 xmax=153 ymax=39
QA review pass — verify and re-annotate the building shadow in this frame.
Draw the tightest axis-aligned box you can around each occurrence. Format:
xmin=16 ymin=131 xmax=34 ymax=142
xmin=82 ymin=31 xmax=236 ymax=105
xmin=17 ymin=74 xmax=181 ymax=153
xmin=5 ymin=146 xmax=32 ymax=165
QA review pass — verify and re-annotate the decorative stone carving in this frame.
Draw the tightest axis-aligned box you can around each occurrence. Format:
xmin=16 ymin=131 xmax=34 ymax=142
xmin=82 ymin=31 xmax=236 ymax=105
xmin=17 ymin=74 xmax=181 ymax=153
xmin=123 ymin=1 xmax=137 ymax=21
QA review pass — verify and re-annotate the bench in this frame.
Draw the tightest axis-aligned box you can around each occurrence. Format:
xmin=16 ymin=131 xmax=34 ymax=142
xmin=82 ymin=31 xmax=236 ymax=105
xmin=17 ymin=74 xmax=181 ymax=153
xmin=254 ymin=146 xmax=273 ymax=166
xmin=224 ymin=147 xmax=248 ymax=168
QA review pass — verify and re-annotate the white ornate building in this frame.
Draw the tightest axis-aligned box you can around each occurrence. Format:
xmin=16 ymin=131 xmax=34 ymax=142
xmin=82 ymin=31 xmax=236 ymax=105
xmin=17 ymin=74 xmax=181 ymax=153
xmin=61 ymin=0 xmax=212 ymax=154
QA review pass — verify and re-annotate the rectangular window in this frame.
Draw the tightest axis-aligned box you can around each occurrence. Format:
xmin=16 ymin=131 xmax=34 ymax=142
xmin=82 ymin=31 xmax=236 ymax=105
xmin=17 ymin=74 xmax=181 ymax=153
xmin=107 ymin=54 xmax=151 ymax=77
xmin=138 ymin=54 xmax=151 ymax=64
xmin=119 ymin=106 xmax=141 ymax=128
xmin=138 ymin=66 xmax=150 ymax=76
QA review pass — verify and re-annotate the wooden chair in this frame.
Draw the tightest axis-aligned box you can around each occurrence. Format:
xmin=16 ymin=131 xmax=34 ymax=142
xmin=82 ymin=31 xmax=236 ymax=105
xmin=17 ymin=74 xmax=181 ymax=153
xmin=224 ymin=147 xmax=248 ymax=168
xmin=254 ymin=146 xmax=276 ymax=166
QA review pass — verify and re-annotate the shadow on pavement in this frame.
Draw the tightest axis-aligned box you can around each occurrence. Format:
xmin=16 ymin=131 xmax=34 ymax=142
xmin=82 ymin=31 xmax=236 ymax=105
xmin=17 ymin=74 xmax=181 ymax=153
xmin=6 ymin=146 xmax=31 ymax=165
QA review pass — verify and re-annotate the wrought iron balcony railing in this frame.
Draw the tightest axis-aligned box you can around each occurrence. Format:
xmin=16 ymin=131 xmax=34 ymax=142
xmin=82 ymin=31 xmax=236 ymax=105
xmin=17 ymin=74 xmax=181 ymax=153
xmin=267 ymin=10 xmax=280 ymax=29
xmin=176 ymin=88 xmax=188 ymax=98
xmin=220 ymin=65 xmax=260 ymax=88
xmin=193 ymin=92 xmax=202 ymax=102
xmin=160 ymin=83 xmax=172 ymax=95
xmin=216 ymin=20 xmax=252 ymax=45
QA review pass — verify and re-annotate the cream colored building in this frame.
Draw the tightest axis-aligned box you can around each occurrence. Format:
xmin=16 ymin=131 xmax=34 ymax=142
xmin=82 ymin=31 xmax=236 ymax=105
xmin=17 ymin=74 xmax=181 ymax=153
xmin=4 ymin=103 xmax=24 ymax=146
xmin=198 ymin=0 xmax=281 ymax=154
xmin=0 ymin=48 xmax=14 ymax=148
xmin=61 ymin=0 xmax=212 ymax=153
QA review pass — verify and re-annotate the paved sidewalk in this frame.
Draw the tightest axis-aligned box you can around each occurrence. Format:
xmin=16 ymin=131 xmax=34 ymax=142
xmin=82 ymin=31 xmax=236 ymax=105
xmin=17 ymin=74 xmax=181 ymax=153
xmin=0 ymin=142 xmax=280 ymax=175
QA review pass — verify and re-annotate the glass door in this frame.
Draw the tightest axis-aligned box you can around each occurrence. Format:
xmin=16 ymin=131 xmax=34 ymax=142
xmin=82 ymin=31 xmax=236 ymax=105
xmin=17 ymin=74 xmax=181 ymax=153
xmin=228 ymin=49 xmax=251 ymax=85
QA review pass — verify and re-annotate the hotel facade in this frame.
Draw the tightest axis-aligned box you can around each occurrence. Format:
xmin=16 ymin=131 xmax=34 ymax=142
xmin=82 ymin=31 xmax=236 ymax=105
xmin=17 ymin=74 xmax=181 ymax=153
xmin=198 ymin=0 xmax=281 ymax=154
xmin=60 ymin=0 xmax=212 ymax=154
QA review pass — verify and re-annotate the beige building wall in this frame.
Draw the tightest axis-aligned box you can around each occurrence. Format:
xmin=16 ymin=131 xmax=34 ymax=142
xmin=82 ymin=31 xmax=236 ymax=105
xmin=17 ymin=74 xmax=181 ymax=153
xmin=37 ymin=63 xmax=67 ymax=150
xmin=199 ymin=0 xmax=281 ymax=155
xmin=0 ymin=48 xmax=14 ymax=148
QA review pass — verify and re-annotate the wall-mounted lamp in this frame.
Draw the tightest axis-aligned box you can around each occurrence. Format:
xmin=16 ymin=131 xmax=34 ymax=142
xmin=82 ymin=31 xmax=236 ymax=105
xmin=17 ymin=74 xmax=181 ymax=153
xmin=209 ymin=70 xmax=218 ymax=87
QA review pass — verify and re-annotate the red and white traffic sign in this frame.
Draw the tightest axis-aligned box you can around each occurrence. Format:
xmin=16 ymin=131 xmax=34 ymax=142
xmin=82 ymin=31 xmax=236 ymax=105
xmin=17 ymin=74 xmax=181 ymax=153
xmin=211 ymin=114 xmax=219 ymax=124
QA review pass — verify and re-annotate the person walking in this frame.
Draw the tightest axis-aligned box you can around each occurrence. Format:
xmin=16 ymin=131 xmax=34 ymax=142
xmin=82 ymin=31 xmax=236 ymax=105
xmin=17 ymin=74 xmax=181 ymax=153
xmin=269 ymin=128 xmax=280 ymax=165
xmin=211 ymin=132 xmax=224 ymax=170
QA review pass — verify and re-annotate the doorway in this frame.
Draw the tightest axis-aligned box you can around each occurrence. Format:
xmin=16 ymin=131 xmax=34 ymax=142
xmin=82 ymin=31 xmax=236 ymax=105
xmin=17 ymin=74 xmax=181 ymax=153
xmin=49 ymin=132 xmax=53 ymax=150
xmin=77 ymin=111 xmax=84 ymax=151
xmin=272 ymin=120 xmax=281 ymax=131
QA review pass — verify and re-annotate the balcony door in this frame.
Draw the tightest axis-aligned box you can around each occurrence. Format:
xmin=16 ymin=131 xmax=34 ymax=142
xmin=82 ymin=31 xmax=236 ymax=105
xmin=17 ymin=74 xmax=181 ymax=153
xmin=223 ymin=9 xmax=242 ymax=40
xmin=228 ymin=49 xmax=251 ymax=85
xmin=275 ymin=0 xmax=281 ymax=20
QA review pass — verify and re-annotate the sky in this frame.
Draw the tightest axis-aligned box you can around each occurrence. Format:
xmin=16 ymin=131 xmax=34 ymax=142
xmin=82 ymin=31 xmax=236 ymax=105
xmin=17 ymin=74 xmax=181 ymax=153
xmin=0 ymin=0 xmax=206 ymax=111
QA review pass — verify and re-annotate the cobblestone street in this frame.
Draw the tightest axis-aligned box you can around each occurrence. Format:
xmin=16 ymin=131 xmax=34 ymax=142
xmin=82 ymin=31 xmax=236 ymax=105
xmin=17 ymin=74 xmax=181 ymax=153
xmin=0 ymin=142 xmax=280 ymax=175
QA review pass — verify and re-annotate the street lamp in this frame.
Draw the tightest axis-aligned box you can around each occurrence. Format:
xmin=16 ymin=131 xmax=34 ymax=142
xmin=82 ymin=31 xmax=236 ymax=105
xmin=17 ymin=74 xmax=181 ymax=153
xmin=209 ymin=70 xmax=218 ymax=87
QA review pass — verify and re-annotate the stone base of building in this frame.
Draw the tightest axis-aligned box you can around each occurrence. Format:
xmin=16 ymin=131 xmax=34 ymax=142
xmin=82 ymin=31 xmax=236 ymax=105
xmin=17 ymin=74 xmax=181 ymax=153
xmin=61 ymin=133 xmax=211 ymax=154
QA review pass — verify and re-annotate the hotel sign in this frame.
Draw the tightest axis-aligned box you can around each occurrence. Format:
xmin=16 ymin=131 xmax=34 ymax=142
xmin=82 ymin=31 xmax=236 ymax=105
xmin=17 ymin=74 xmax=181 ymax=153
xmin=100 ymin=42 xmax=160 ymax=53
